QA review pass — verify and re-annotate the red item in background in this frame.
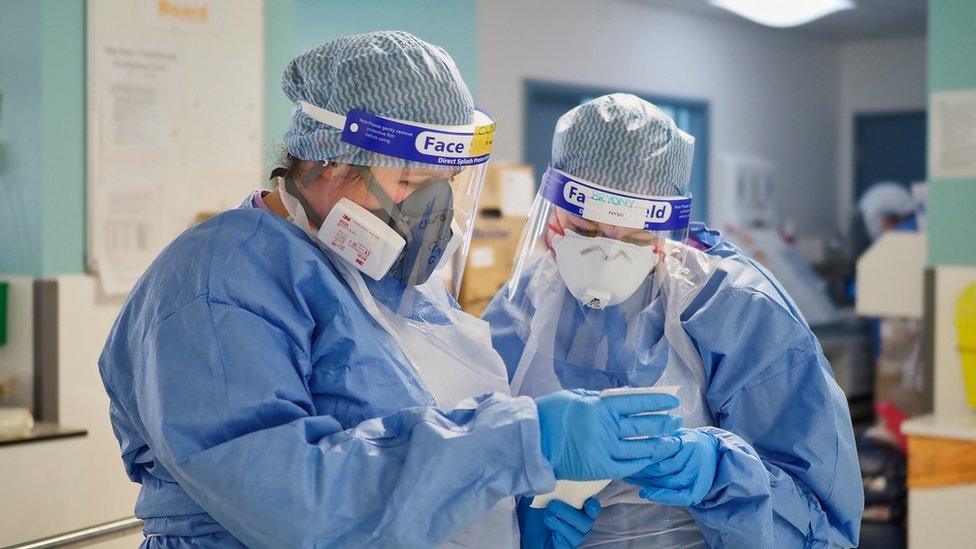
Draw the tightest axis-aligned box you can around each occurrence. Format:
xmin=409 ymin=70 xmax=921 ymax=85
xmin=877 ymin=400 xmax=909 ymax=451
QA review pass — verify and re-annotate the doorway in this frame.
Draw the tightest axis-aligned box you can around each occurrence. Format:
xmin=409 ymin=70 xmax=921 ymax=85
xmin=852 ymin=110 xmax=926 ymax=251
xmin=854 ymin=111 xmax=926 ymax=199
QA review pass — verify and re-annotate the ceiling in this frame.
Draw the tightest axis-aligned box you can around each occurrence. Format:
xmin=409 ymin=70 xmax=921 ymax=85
xmin=636 ymin=0 xmax=927 ymax=41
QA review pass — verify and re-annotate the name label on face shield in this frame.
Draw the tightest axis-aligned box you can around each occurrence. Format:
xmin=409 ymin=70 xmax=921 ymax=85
xmin=543 ymin=167 xmax=692 ymax=230
xmin=340 ymin=109 xmax=495 ymax=167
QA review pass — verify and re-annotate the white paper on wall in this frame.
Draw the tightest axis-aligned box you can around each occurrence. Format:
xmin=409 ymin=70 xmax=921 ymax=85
xmin=930 ymin=89 xmax=976 ymax=179
xmin=468 ymin=247 xmax=496 ymax=268
xmin=500 ymin=169 xmax=535 ymax=217
xmin=87 ymin=0 xmax=263 ymax=296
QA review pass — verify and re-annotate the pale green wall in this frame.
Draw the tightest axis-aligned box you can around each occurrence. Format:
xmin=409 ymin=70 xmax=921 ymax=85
xmin=0 ymin=0 xmax=477 ymax=274
xmin=0 ymin=0 xmax=84 ymax=276
xmin=0 ymin=0 xmax=44 ymax=275
xmin=927 ymin=0 xmax=976 ymax=265
xmin=265 ymin=0 xmax=299 ymax=173
xmin=39 ymin=0 xmax=86 ymax=275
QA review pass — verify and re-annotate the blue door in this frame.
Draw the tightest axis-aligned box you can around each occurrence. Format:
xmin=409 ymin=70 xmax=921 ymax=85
xmin=854 ymin=111 xmax=927 ymax=200
xmin=852 ymin=111 xmax=926 ymax=252
xmin=524 ymin=81 xmax=710 ymax=221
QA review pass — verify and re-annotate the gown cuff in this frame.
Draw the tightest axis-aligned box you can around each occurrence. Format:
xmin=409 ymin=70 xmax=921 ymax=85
xmin=694 ymin=426 xmax=770 ymax=508
xmin=517 ymin=396 xmax=558 ymax=494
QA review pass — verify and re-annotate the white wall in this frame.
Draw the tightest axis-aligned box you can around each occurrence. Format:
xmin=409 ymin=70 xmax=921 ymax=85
xmin=836 ymin=37 xmax=927 ymax=234
xmin=910 ymin=485 xmax=976 ymax=549
xmin=0 ymin=276 xmax=137 ymax=546
xmin=479 ymin=0 xmax=842 ymax=236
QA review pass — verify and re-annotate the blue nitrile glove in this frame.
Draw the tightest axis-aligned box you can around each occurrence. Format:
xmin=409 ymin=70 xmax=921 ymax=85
xmin=534 ymin=389 xmax=682 ymax=480
xmin=518 ymin=496 xmax=602 ymax=548
xmin=624 ymin=428 xmax=719 ymax=506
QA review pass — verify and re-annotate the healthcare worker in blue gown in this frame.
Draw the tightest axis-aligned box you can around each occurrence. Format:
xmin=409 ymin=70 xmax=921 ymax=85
xmin=483 ymin=94 xmax=864 ymax=548
xmin=98 ymin=33 xmax=686 ymax=548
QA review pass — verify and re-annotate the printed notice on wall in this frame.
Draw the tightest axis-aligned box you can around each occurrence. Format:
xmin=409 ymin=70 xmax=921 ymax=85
xmin=89 ymin=38 xmax=179 ymax=295
xmin=95 ymin=39 xmax=179 ymax=192
xmin=87 ymin=0 xmax=263 ymax=296
xmin=102 ymin=44 xmax=176 ymax=150
xmin=930 ymin=90 xmax=976 ymax=179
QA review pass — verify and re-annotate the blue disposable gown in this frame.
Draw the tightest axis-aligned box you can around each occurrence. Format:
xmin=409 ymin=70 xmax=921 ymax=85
xmin=98 ymin=200 xmax=556 ymax=548
xmin=483 ymin=224 xmax=863 ymax=548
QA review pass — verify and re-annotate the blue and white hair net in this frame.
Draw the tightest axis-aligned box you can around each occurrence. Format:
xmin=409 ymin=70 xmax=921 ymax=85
xmin=281 ymin=31 xmax=475 ymax=167
xmin=551 ymin=93 xmax=695 ymax=197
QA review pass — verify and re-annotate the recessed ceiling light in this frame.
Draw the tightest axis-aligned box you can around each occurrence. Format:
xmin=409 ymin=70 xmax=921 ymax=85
xmin=709 ymin=0 xmax=855 ymax=28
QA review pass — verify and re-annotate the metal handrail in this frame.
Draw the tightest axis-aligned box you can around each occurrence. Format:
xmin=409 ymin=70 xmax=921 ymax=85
xmin=5 ymin=517 xmax=144 ymax=549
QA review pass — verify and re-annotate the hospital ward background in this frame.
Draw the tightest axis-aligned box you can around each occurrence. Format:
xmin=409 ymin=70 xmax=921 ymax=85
xmin=1 ymin=0 xmax=976 ymax=547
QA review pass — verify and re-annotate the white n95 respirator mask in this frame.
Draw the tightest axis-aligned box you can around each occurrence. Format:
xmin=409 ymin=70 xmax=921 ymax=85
xmin=551 ymin=229 xmax=660 ymax=309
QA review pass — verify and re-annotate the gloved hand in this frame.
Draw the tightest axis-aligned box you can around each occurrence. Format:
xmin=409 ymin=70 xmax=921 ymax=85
xmin=624 ymin=428 xmax=719 ymax=506
xmin=535 ymin=389 xmax=682 ymax=480
xmin=518 ymin=496 xmax=601 ymax=548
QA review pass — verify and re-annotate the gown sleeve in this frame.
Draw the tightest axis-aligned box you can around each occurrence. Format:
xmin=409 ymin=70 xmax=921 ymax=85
xmin=681 ymin=278 xmax=863 ymax=548
xmin=134 ymin=296 xmax=556 ymax=548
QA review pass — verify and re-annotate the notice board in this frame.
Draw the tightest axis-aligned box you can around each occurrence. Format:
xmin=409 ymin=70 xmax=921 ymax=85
xmin=87 ymin=0 xmax=264 ymax=294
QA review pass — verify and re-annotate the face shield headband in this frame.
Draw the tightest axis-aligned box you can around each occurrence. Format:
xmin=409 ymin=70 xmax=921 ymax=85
xmin=297 ymin=100 xmax=496 ymax=168
xmin=539 ymin=167 xmax=693 ymax=232
xmin=279 ymin=100 xmax=495 ymax=229
xmin=277 ymin=103 xmax=495 ymax=289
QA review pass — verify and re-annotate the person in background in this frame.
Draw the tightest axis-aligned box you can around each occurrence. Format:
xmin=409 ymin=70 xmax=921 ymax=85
xmin=484 ymin=94 xmax=863 ymax=548
xmin=858 ymin=180 xmax=925 ymax=432
xmin=854 ymin=181 xmax=923 ymax=543
xmin=98 ymin=33 xmax=682 ymax=548
xmin=858 ymin=182 xmax=918 ymax=241
xmin=855 ymin=180 xmax=923 ymax=536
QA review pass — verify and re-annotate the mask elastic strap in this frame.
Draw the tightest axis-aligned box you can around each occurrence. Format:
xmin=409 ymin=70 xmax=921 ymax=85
xmin=357 ymin=166 xmax=412 ymax=236
xmin=282 ymin=163 xmax=329 ymax=228
xmin=358 ymin=166 xmax=456 ymax=285
xmin=406 ymin=216 xmax=446 ymax=284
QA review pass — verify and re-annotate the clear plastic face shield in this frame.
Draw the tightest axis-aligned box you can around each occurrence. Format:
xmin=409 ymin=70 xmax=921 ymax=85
xmin=275 ymin=102 xmax=496 ymax=300
xmin=509 ymin=167 xmax=693 ymax=311
xmin=503 ymin=167 xmax=708 ymax=422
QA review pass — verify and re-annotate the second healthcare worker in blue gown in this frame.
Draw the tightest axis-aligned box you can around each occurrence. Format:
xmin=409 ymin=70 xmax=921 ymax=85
xmin=98 ymin=33 xmax=685 ymax=548
xmin=483 ymin=94 xmax=864 ymax=548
